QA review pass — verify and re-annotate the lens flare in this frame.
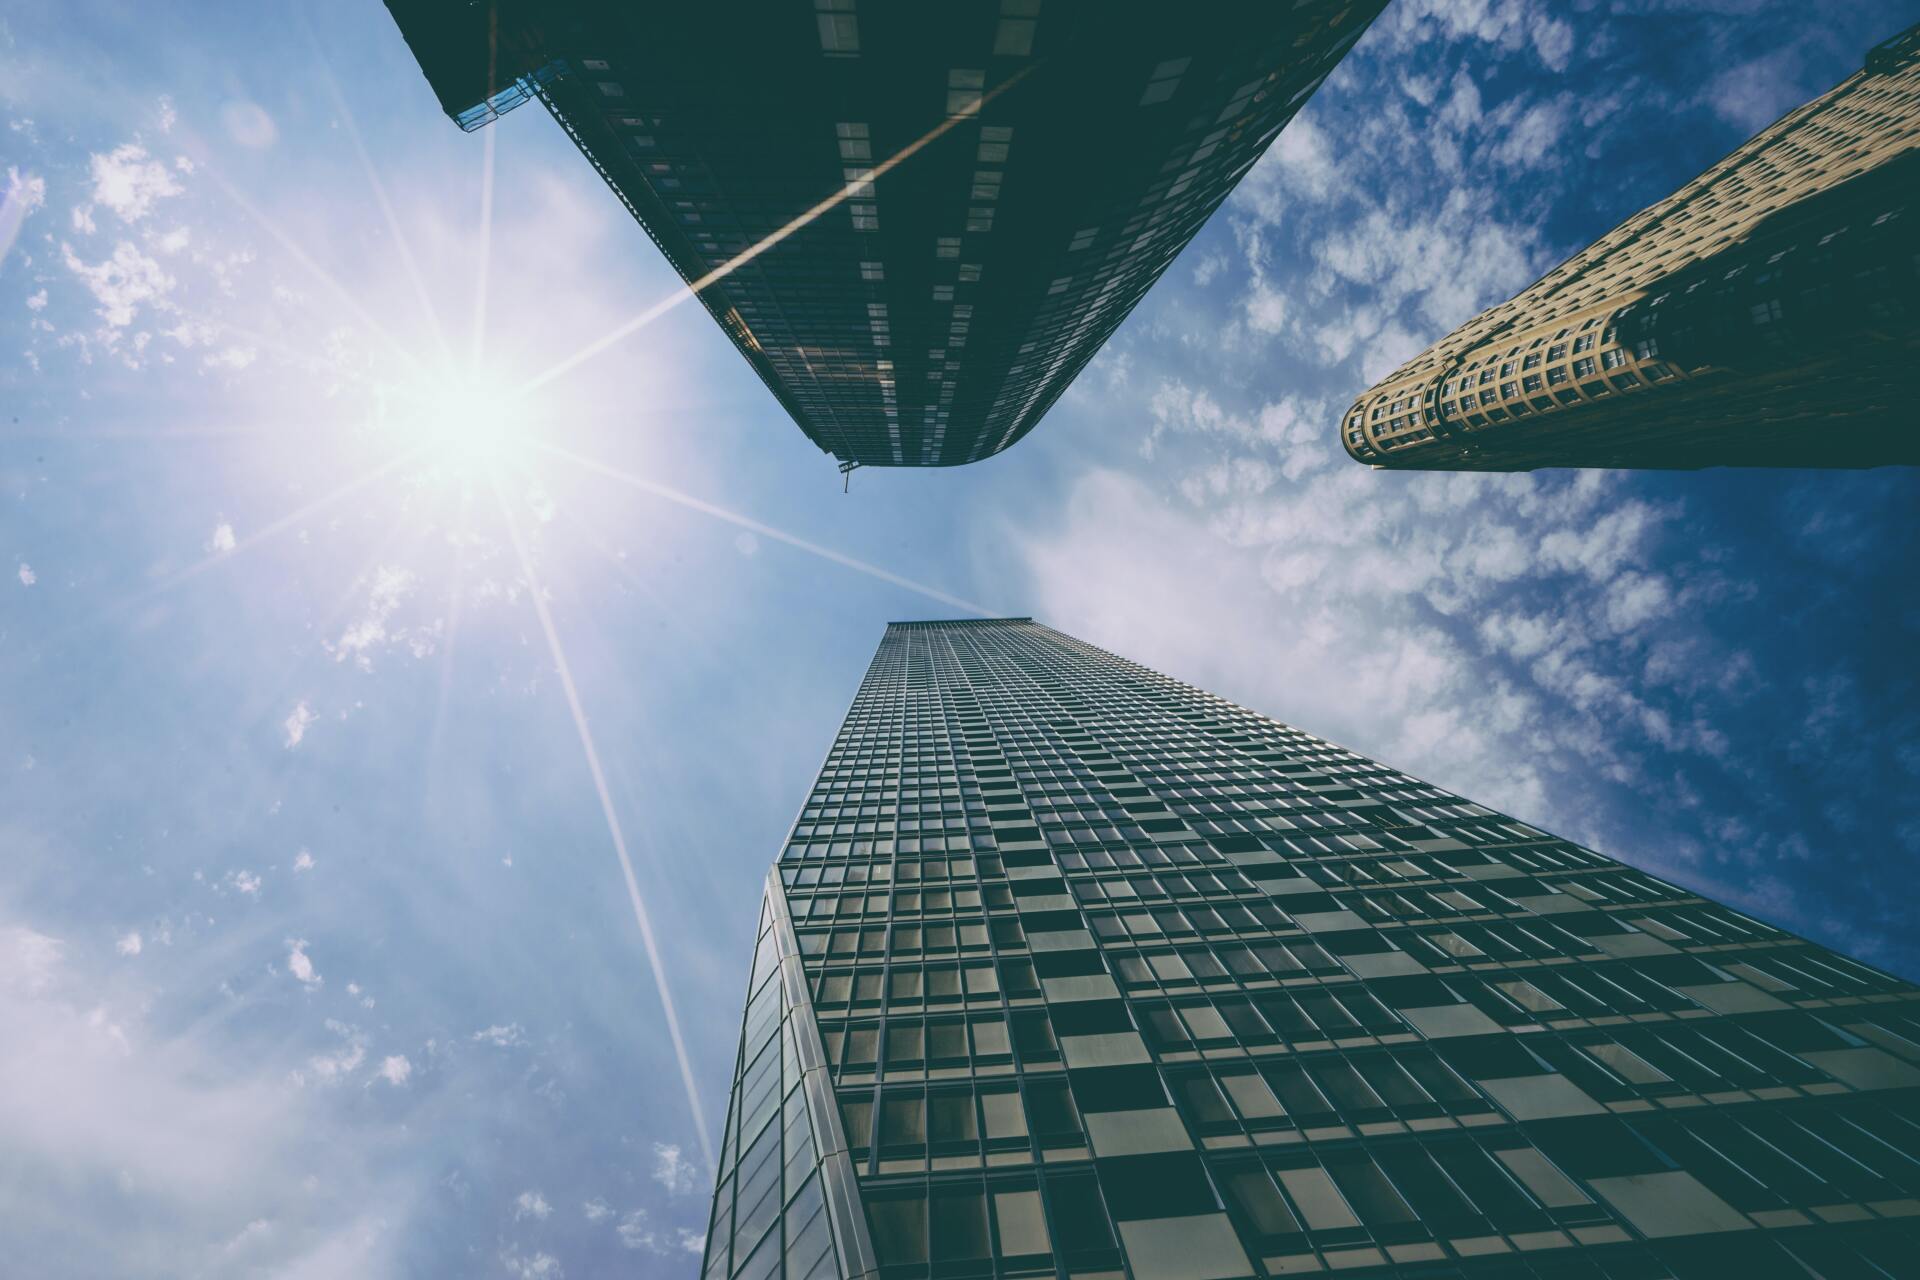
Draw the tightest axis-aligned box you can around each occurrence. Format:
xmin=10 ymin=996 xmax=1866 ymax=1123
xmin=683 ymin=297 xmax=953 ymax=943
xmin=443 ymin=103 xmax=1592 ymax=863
xmin=386 ymin=369 xmax=528 ymax=474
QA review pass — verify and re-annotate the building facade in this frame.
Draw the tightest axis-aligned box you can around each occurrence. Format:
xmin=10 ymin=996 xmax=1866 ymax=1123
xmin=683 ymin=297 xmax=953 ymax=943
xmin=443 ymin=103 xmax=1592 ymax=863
xmin=702 ymin=617 xmax=1920 ymax=1280
xmin=1341 ymin=22 xmax=1920 ymax=472
xmin=383 ymin=1 xmax=1385 ymax=469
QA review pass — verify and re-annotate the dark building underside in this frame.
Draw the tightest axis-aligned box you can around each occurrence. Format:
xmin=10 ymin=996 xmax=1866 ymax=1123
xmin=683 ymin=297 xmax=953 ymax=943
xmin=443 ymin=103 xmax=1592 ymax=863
xmin=384 ymin=1 xmax=1385 ymax=468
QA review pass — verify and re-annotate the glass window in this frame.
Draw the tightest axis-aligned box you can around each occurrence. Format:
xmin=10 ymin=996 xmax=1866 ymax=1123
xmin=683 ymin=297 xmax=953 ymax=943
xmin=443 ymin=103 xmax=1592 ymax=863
xmin=1221 ymin=1070 xmax=1285 ymax=1120
xmin=869 ymin=1196 xmax=927 ymax=1265
xmin=1223 ymin=1168 xmax=1301 ymax=1237
xmin=1278 ymin=1166 xmax=1359 ymax=1230
xmin=982 ymin=1090 xmax=1028 ymax=1140
xmin=1325 ymin=1152 xmax=1417 ymax=1226
xmin=993 ymin=1189 xmax=1050 ymax=1255
xmin=931 ymin=1188 xmax=989 ymax=1261
xmin=879 ymin=1095 xmax=926 ymax=1147
xmin=886 ymin=1022 xmax=924 ymax=1065
xmin=1045 ymin=1173 xmax=1114 ymax=1254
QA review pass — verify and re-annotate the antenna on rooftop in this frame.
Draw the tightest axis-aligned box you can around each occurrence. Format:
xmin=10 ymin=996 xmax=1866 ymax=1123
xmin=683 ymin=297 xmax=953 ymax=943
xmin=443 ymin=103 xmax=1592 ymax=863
xmin=839 ymin=459 xmax=861 ymax=493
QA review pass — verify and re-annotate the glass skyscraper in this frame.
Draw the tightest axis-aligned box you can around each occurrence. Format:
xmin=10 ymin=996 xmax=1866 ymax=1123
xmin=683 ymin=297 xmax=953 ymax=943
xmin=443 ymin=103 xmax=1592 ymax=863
xmin=703 ymin=618 xmax=1920 ymax=1280
xmin=382 ymin=0 xmax=1385 ymax=468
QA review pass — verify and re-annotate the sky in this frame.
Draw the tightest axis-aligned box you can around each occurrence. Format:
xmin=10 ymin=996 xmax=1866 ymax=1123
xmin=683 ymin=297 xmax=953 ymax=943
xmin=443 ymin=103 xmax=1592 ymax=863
xmin=2 ymin=1 xmax=1918 ymax=1276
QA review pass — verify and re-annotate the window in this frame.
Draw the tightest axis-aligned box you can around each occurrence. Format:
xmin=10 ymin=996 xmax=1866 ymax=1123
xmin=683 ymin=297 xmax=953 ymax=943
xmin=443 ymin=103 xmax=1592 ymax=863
xmin=931 ymin=1188 xmax=989 ymax=1262
xmin=993 ymin=1189 xmax=1049 ymax=1255
xmin=869 ymin=1195 xmax=926 ymax=1265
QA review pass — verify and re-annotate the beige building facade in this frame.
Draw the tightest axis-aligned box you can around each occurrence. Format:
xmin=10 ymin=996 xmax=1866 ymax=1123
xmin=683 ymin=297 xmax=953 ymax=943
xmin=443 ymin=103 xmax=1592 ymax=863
xmin=1341 ymin=23 xmax=1920 ymax=472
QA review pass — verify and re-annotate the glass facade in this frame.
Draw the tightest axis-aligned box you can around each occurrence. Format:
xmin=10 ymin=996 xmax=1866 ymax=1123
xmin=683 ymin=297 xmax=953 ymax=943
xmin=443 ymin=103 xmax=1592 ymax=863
xmin=384 ymin=0 xmax=1387 ymax=468
xmin=709 ymin=617 xmax=1920 ymax=1279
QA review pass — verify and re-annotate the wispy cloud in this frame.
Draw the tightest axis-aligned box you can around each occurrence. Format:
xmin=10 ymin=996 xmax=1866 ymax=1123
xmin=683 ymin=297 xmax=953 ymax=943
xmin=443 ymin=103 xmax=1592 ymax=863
xmin=285 ymin=938 xmax=322 ymax=989
xmin=472 ymin=1024 xmax=527 ymax=1049
xmin=650 ymin=1142 xmax=698 ymax=1195
xmin=282 ymin=701 xmax=316 ymax=749
xmin=0 ymin=165 xmax=47 ymax=265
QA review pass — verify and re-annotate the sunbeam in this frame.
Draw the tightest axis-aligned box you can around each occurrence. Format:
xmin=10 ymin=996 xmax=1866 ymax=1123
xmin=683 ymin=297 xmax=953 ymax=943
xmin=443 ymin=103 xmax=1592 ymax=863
xmin=145 ymin=445 xmax=425 ymax=595
xmin=187 ymin=158 xmax=427 ymax=377
xmin=536 ymin=441 xmax=994 ymax=616
xmin=472 ymin=124 xmax=497 ymax=368
xmin=518 ymin=65 xmax=1039 ymax=396
xmin=301 ymin=16 xmax=455 ymax=367
xmin=491 ymin=466 xmax=716 ymax=1171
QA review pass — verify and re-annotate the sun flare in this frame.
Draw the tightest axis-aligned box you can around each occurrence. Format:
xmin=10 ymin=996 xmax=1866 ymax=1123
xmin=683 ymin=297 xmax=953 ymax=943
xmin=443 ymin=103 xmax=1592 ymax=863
xmin=383 ymin=367 xmax=530 ymax=475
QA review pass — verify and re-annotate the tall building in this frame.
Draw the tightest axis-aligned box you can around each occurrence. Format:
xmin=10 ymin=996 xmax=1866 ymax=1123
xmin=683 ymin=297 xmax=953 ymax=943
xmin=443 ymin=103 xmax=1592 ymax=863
xmin=382 ymin=1 xmax=1385 ymax=469
xmin=1340 ymin=22 xmax=1920 ymax=472
xmin=703 ymin=617 xmax=1920 ymax=1280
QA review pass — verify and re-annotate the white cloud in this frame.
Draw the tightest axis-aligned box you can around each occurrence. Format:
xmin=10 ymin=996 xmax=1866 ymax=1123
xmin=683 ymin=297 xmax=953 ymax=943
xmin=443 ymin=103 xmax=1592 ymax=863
xmin=62 ymin=239 xmax=174 ymax=328
xmin=86 ymin=143 xmax=182 ymax=224
xmin=605 ymin=1210 xmax=705 ymax=1257
xmin=16 ymin=563 xmax=34 ymax=587
xmin=204 ymin=345 xmax=257 ymax=371
xmin=26 ymin=288 xmax=47 ymax=311
xmin=582 ymin=1198 xmax=613 ymax=1224
xmin=293 ymin=1021 xmax=366 ymax=1087
xmin=0 ymin=911 xmax=409 ymax=1273
xmin=1385 ymin=0 xmax=1574 ymax=72
xmin=501 ymin=1249 xmax=562 ymax=1280
xmin=472 ymin=1023 xmax=527 ymax=1049
xmin=513 ymin=1190 xmax=552 ymax=1222
xmin=293 ymin=849 xmax=315 ymax=873
xmin=286 ymin=938 xmax=322 ymax=989
xmin=1242 ymin=280 xmax=1287 ymax=334
xmin=616 ymin=1209 xmax=658 ymax=1251
xmin=1485 ymin=94 xmax=1573 ymax=169
xmin=1706 ymin=47 xmax=1808 ymax=133
xmin=283 ymin=701 xmax=316 ymax=749
xmin=328 ymin=566 xmax=418 ymax=671
xmin=116 ymin=931 xmax=143 ymax=957
xmin=651 ymin=1142 xmax=698 ymax=1195
xmin=0 ymin=166 xmax=47 ymax=266
xmin=226 ymin=869 xmax=263 ymax=898
xmin=206 ymin=521 xmax=237 ymax=553
xmin=376 ymin=1055 xmax=411 ymax=1087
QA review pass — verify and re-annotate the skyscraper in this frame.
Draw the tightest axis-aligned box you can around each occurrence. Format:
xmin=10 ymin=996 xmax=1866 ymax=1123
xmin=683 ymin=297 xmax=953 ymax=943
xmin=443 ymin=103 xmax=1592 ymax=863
xmin=1340 ymin=22 xmax=1920 ymax=473
xmin=704 ymin=617 xmax=1920 ymax=1280
xmin=382 ymin=1 xmax=1385 ymax=469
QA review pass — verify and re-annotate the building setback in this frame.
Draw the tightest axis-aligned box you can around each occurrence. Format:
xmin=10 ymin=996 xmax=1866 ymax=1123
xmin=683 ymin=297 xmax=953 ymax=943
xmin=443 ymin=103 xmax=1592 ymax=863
xmin=382 ymin=1 xmax=1385 ymax=469
xmin=702 ymin=617 xmax=1920 ymax=1280
xmin=1340 ymin=22 xmax=1920 ymax=472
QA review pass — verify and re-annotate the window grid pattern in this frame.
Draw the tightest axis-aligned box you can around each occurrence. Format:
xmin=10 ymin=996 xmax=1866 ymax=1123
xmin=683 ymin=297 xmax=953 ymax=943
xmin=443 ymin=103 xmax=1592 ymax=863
xmin=732 ymin=618 xmax=1920 ymax=1280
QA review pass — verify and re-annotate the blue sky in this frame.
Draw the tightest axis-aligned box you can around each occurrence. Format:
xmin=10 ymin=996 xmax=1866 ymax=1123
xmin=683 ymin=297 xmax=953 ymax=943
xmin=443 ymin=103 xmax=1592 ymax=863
xmin=2 ymin=1 xmax=1917 ymax=1276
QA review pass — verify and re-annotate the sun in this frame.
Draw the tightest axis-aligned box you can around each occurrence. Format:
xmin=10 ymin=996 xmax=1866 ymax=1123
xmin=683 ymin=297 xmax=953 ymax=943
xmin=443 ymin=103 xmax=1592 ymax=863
xmin=381 ymin=365 xmax=531 ymax=477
